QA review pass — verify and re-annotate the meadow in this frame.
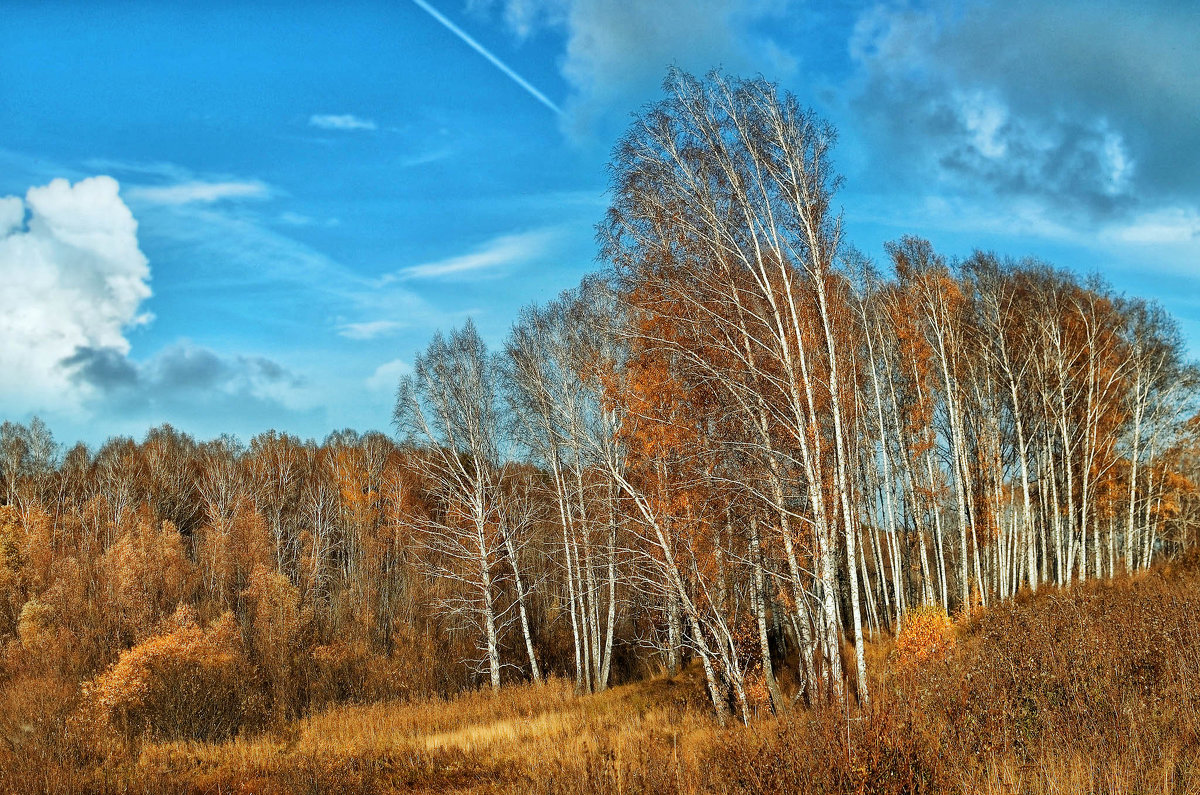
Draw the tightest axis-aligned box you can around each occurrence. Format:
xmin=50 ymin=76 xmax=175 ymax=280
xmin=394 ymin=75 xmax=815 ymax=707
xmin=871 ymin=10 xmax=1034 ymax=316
xmin=5 ymin=552 xmax=1200 ymax=794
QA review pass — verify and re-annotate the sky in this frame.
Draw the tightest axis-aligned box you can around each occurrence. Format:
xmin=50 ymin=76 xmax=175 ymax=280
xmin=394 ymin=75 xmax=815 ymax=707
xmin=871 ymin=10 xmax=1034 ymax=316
xmin=1 ymin=0 xmax=1197 ymax=447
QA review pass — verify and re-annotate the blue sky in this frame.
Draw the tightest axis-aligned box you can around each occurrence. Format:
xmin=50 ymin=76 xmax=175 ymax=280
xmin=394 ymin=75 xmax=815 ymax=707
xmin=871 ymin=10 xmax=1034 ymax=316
xmin=1 ymin=0 xmax=1197 ymax=446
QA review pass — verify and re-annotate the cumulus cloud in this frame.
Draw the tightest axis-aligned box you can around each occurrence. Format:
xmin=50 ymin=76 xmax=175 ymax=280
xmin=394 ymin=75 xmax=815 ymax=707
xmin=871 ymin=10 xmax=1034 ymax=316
xmin=125 ymin=180 xmax=270 ymax=205
xmin=309 ymin=113 xmax=378 ymax=131
xmin=0 ymin=175 xmax=322 ymax=437
xmin=0 ymin=176 xmax=151 ymax=414
xmin=0 ymin=196 xmax=24 ymax=236
xmin=847 ymin=0 xmax=1200 ymax=221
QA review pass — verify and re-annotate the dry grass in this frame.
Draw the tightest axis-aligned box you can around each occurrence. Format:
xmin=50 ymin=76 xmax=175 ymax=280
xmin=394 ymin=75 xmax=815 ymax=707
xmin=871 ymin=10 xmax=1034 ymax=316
xmin=695 ymin=556 xmax=1200 ymax=795
xmin=8 ymin=557 xmax=1200 ymax=793
xmin=85 ymin=672 xmax=713 ymax=793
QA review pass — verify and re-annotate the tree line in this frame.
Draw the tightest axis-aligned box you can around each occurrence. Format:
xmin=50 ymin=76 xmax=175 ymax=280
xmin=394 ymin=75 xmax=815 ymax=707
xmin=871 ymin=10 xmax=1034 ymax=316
xmin=0 ymin=70 xmax=1196 ymax=733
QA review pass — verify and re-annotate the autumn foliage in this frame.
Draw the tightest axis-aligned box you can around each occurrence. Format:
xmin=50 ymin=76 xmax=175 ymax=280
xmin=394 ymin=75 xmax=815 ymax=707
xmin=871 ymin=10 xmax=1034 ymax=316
xmin=892 ymin=605 xmax=955 ymax=669
xmin=0 ymin=68 xmax=1197 ymax=791
xmin=81 ymin=607 xmax=256 ymax=742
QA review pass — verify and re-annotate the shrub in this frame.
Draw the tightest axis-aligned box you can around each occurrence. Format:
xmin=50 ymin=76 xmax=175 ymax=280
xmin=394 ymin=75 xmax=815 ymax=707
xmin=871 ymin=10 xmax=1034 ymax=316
xmin=308 ymin=640 xmax=376 ymax=708
xmin=16 ymin=597 xmax=55 ymax=654
xmin=892 ymin=604 xmax=955 ymax=669
xmin=102 ymin=518 xmax=195 ymax=641
xmin=242 ymin=565 xmax=304 ymax=720
xmin=81 ymin=607 xmax=262 ymax=742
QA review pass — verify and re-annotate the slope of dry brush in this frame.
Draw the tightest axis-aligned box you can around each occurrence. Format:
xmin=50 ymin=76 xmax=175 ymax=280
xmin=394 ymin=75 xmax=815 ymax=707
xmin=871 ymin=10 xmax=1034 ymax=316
xmin=3 ymin=554 xmax=1200 ymax=793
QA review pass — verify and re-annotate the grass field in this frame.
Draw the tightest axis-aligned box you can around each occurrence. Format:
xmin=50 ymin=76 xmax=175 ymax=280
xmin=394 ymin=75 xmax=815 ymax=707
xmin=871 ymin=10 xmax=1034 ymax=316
xmin=8 ymin=556 xmax=1200 ymax=793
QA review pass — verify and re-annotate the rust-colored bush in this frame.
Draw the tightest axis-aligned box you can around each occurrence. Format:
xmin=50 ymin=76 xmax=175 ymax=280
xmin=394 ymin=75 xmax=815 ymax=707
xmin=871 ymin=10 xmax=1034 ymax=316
xmin=81 ymin=607 xmax=261 ymax=742
xmin=16 ymin=597 xmax=55 ymax=653
xmin=242 ymin=564 xmax=304 ymax=720
xmin=308 ymin=639 xmax=376 ymax=708
xmin=892 ymin=604 xmax=955 ymax=669
xmin=101 ymin=517 xmax=196 ymax=642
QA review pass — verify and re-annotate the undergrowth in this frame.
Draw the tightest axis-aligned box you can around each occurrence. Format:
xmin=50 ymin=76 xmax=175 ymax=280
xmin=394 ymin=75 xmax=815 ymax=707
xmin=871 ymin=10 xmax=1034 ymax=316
xmin=5 ymin=556 xmax=1200 ymax=793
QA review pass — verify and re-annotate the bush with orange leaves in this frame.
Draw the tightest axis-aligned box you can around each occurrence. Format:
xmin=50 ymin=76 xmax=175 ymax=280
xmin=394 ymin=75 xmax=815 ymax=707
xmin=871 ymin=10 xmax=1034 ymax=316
xmin=892 ymin=604 xmax=956 ymax=669
xmin=81 ymin=606 xmax=262 ymax=743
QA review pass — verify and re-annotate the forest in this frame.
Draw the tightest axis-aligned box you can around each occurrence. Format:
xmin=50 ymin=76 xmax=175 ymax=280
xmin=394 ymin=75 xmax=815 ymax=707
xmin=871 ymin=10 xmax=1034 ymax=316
xmin=2 ymin=70 xmax=1199 ymax=793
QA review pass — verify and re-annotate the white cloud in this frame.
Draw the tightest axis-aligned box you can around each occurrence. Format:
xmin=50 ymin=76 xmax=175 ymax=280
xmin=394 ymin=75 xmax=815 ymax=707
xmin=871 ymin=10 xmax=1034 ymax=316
xmin=468 ymin=0 xmax=561 ymax=40
xmin=309 ymin=113 xmax=378 ymax=131
xmin=125 ymin=180 xmax=271 ymax=205
xmin=849 ymin=192 xmax=1081 ymax=245
xmin=338 ymin=320 xmax=405 ymax=340
xmin=0 ymin=176 xmax=151 ymax=413
xmin=366 ymin=358 xmax=412 ymax=392
xmin=955 ymin=90 xmax=1009 ymax=160
xmin=1102 ymin=130 xmax=1133 ymax=197
xmin=0 ymin=196 xmax=23 ymax=236
xmin=392 ymin=228 xmax=557 ymax=280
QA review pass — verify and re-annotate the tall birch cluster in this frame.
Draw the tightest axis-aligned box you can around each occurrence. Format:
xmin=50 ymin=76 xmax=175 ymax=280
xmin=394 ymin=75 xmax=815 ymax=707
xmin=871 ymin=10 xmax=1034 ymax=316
xmin=574 ymin=69 xmax=1198 ymax=719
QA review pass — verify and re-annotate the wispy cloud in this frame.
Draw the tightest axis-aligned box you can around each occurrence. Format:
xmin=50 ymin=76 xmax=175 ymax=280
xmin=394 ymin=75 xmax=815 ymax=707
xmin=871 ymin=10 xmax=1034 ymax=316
xmin=276 ymin=211 xmax=341 ymax=227
xmin=391 ymin=228 xmax=557 ymax=280
xmin=400 ymin=147 xmax=455 ymax=168
xmin=338 ymin=320 xmax=405 ymax=340
xmin=278 ymin=211 xmax=313 ymax=226
xmin=1102 ymin=207 xmax=1200 ymax=245
xmin=410 ymin=0 xmax=562 ymax=116
xmin=130 ymin=181 xmax=459 ymax=336
xmin=366 ymin=358 xmax=412 ymax=392
xmin=309 ymin=113 xmax=378 ymax=131
xmin=126 ymin=180 xmax=271 ymax=205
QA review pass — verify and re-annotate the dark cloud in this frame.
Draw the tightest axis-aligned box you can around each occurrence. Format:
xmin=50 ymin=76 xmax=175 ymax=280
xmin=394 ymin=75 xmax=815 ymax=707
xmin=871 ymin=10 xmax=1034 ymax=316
xmin=60 ymin=343 xmax=308 ymax=421
xmin=847 ymin=0 xmax=1200 ymax=222
xmin=61 ymin=346 xmax=140 ymax=392
xmin=238 ymin=355 xmax=300 ymax=386
xmin=151 ymin=345 xmax=227 ymax=391
xmin=939 ymin=0 xmax=1199 ymax=199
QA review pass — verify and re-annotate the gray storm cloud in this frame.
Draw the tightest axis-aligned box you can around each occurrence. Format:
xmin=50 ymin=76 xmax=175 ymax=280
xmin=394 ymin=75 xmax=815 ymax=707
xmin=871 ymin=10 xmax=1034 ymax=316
xmin=848 ymin=0 xmax=1200 ymax=220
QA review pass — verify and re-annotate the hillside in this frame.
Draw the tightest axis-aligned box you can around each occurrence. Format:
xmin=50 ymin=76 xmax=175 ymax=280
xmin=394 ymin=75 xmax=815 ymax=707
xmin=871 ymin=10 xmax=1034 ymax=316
xmin=6 ymin=554 xmax=1200 ymax=794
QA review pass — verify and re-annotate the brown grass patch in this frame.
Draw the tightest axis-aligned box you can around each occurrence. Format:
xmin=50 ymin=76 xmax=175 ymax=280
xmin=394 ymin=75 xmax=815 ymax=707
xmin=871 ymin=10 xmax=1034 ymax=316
xmin=9 ymin=558 xmax=1200 ymax=793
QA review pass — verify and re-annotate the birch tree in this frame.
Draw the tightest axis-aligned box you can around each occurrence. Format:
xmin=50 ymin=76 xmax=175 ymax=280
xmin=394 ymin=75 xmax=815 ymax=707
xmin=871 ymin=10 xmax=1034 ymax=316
xmin=393 ymin=320 xmax=536 ymax=689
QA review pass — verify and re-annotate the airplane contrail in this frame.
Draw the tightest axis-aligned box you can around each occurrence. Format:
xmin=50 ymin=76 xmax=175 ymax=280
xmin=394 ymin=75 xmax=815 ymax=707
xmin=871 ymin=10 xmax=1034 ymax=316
xmin=410 ymin=0 xmax=563 ymax=116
